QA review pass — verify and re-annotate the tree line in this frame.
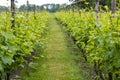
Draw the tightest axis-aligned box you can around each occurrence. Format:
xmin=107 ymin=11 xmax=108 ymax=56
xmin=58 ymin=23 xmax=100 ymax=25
xmin=0 ymin=3 xmax=61 ymax=12
xmin=69 ymin=0 xmax=120 ymax=9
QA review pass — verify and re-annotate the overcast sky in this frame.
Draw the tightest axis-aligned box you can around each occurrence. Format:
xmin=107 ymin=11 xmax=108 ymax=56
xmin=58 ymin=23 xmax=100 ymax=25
xmin=0 ymin=0 xmax=69 ymax=7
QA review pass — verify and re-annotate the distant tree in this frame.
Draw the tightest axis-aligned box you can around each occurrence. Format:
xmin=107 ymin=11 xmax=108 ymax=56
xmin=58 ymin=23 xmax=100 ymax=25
xmin=0 ymin=6 xmax=8 ymax=12
xmin=19 ymin=4 xmax=26 ymax=11
xmin=40 ymin=4 xmax=60 ymax=12
xmin=18 ymin=3 xmax=60 ymax=12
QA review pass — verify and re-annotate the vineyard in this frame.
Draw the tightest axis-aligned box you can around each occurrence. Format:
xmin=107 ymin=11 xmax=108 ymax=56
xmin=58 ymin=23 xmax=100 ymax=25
xmin=0 ymin=0 xmax=120 ymax=80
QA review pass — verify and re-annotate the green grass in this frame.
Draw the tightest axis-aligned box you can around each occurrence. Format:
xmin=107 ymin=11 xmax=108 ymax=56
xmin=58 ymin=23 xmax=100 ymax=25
xmin=23 ymin=16 xmax=86 ymax=80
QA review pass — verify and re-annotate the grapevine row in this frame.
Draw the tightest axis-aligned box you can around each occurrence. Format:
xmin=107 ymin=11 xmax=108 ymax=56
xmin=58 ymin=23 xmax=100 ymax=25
xmin=0 ymin=12 xmax=49 ymax=79
xmin=55 ymin=10 xmax=120 ymax=80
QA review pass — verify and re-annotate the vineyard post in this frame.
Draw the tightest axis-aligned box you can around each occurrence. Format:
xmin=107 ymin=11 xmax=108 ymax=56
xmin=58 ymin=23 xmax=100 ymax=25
xmin=72 ymin=5 xmax=75 ymax=13
xmin=6 ymin=0 xmax=9 ymax=14
xmin=69 ymin=5 xmax=71 ymax=14
xmin=95 ymin=0 xmax=105 ymax=80
xmin=108 ymin=1 xmax=116 ymax=79
xmin=95 ymin=0 xmax=100 ymax=24
xmin=65 ymin=6 xmax=68 ymax=13
xmin=72 ymin=4 xmax=75 ymax=17
xmin=34 ymin=4 xmax=36 ymax=19
xmin=108 ymin=72 xmax=113 ymax=80
xmin=26 ymin=0 xmax=29 ymax=22
xmin=11 ymin=0 xmax=15 ymax=28
xmin=6 ymin=7 xmax=8 ymax=14
xmin=110 ymin=0 xmax=116 ymax=29
xmin=77 ymin=4 xmax=81 ymax=14
xmin=111 ymin=0 xmax=116 ymax=14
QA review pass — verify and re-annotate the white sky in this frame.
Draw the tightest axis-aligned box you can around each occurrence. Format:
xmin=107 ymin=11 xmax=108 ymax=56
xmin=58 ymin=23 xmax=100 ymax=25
xmin=0 ymin=0 xmax=69 ymax=7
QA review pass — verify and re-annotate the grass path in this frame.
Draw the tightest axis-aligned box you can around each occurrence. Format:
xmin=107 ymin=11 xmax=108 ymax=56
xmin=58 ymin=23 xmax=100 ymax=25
xmin=24 ymin=16 xmax=86 ymax=80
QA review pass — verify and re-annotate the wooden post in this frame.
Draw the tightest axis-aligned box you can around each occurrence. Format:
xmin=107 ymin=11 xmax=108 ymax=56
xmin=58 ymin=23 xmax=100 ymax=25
xmin=108 ymin=72 xmax=113 ymax=80
xmin=11 ymin=0 xmax=15 ymax=28
xmin=95 ymin=0 xmax=100 ymax=24
xmin=34 ymin=4 xmax=36 ymax=19
xmin=77 ymin=4 xmax=79 ymax=13
xmin=72 ymin=5 xmax=75 ymax=13
xmin=26 ymin=0 xmax=29 ymax=22
xmin=111 ymin=0 xmax=116 ymax=14
xmin=72 ymin=4 xmax=75 ymax=17
xmin=6 ymin=0 xmax=9 ymax=14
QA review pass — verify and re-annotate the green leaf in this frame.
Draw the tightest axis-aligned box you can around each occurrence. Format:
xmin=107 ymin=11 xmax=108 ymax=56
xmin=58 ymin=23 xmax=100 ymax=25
xmin=19 ymin=64 xmax=24 ymax=68
xmin=8 ymin=44 xmax=20 ymax=52
xmin=10 ymin=17 xmax=14 ymax=21
xmin=28 ymin=62 xmax=38 ymax=70
xmin=113 ymin=59 xmax=120 ymax=68
xmin=2 ymin=32 xmax=14 ymax=39
xmin=1 ymin=55 xmax=14 ymax=65
xmin=1 ymin=45 xmax=8 ymax=50
xmin=84 ymin=2 xmax=89 ymax=5
xmin=0 ymin=62 xmax=3 ymax=71
xmin=0 ymin=35 xmax=5 ymax=43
